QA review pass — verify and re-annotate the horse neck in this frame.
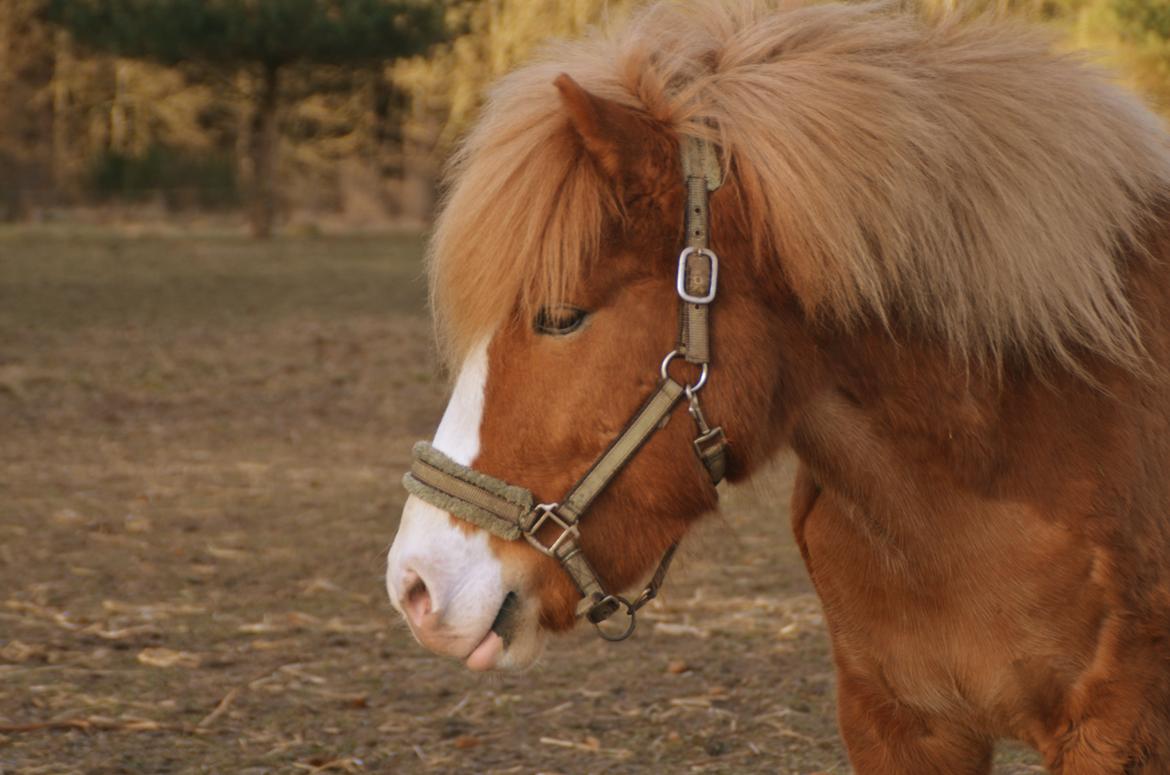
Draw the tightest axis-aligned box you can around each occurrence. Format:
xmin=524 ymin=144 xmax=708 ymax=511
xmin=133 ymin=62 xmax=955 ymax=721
xmin=771 ymin=314 xmax=1134 ymax=555
xmin=785 ymin=327 xmax=971 ymax=534
xmin=714 ymin=201 xmax=1170 ymax=559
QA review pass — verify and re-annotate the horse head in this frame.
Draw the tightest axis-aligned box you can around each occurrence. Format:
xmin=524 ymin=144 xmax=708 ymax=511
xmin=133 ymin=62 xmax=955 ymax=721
xmin=386 ymin=73 xmax=790 ymax=670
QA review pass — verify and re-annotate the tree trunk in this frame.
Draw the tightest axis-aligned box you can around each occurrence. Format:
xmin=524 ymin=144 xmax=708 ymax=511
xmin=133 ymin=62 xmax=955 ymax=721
xmin=0 ymin=6 xmax=12 ymax=143
xmin=109 ymin=59 xmax=131 ymax=154
xmin=248 ymin=63 xmax=280 ymax=239
xmin=51 ymin=28 xmax=73 ymax=190
xmin=0 ymin=6 xmax=9 ymax=93
xmin=401 ymin=85 xmax=437 ymax=225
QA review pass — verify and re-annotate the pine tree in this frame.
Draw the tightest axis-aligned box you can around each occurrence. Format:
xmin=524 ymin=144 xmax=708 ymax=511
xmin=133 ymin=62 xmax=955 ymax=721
xmin=43 ymin=0 xmax=447 ymax=237
xmin=1112 ymin=0 xmax=1170 ymax=110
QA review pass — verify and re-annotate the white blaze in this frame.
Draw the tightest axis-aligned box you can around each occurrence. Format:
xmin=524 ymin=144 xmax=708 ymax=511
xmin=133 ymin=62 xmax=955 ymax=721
xmin=432 ymin=338 xmax=489 ymax=465
xmin=386 ymin=339 xmax=507 ymax=657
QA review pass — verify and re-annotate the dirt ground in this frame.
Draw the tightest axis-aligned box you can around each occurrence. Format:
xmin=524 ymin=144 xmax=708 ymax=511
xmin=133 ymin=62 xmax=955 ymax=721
xmin=0 ymin=228 xmax=1045 ymax=774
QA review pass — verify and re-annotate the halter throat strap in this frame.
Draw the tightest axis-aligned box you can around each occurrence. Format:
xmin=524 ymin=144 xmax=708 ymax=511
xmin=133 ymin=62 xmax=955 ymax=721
xmin=402 ymin=135 xmax=726 ymax=641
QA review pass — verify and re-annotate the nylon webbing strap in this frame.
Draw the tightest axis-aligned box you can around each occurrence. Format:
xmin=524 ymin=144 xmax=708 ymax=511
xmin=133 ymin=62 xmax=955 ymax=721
xmin=678 ymin=136 xmax=722 ymax=365
xmin=522 ymin=377 xmax=685 ymax=619
xmin=556 ymin=378 xmax=685 ymax=523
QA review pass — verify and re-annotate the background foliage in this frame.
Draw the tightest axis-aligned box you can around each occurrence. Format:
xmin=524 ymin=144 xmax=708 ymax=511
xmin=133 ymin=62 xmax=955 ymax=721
xmin=0 ymin=0 xmax=1166 ymax=232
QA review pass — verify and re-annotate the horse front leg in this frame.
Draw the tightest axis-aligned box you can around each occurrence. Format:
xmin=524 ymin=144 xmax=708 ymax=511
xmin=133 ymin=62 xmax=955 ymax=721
xmin=1044 ymin=715 xmax=1170 ymax=774
xmin=836 ymin=672 xmax=994 ymax=775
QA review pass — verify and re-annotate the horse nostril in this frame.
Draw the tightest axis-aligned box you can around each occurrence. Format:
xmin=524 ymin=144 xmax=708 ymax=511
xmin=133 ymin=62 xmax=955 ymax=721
xmin=402 ymin=570 xmax=432 ymax=624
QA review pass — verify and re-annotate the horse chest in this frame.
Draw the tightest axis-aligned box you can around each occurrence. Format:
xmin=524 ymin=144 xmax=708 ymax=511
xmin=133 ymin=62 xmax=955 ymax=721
xmin=796 ymin=487 xmax=1109 ymax=734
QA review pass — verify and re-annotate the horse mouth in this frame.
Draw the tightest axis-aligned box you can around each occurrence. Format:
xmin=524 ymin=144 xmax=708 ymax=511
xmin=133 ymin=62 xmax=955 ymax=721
xmin=490 ymin=591 xmax=521 ymax=644
xmin=465 ymin=591 xmax=520 ymax=672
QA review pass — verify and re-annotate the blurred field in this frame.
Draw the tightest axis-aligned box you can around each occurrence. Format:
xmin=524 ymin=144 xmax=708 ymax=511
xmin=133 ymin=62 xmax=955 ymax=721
xmin=0 ymin=229 xmax=1043 ymax=773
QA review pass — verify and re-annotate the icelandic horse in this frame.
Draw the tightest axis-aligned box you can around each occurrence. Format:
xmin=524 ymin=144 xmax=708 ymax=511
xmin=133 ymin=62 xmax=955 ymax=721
xmin=386 ymin=2 xmax=1170 ymax=771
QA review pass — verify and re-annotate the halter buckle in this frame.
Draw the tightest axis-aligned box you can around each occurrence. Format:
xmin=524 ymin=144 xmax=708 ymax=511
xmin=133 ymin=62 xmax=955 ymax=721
xmin=522 ymin=503 xmax=579 ymax=558
xmin=676 ymin=247 xmax=719 ymax=304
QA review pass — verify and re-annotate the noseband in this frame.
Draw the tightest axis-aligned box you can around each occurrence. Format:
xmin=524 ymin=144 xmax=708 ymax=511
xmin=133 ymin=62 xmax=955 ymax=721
xmin=403 ymin=136 xmax=727 ymax=641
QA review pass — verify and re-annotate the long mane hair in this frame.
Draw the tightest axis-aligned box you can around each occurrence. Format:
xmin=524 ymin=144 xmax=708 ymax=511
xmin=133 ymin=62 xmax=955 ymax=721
xmin=429 ymin=0 xmax=1170 ymax=374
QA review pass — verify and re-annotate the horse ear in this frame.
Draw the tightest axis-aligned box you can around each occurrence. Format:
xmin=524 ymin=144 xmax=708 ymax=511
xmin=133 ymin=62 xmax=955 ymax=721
xmin=554 ymin=73 xmax=661 ymax=190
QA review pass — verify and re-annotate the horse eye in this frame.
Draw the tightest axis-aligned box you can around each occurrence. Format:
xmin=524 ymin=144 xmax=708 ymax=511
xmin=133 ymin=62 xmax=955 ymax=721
xmin=534 ymin=306 xmax=588 ymax=335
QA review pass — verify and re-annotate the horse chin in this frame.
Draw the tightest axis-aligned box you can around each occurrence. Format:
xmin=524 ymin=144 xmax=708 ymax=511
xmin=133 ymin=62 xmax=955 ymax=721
xmin=492 ymin=627 xmax=547 ymax=671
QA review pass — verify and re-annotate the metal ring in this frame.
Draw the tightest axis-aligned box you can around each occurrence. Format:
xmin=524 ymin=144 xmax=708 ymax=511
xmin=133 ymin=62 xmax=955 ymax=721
xmin=660 ymin=350 xmax=680 ymax=380
xmin=592 ymin=597 xmax=637 ymax=642
xmin=686 ymin=364 xmax=709 ymax=394
xmin=660 ymin=350 xmax=709 ymax=394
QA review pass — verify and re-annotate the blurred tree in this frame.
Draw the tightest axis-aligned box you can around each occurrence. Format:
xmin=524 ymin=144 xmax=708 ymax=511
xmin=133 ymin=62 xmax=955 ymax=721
xmin=43 ymin=0 xmax=448 ymax=237
xmin=2 ymin=0 xmax=1167 ymax=228
xmin=0 ymin=0 xmax=56 ymax=216
xmin=396 ymin=0 xmax=630 ymax=147
xmin=392 ymin=0 xmax=632 ymax=217
xmin=1111 ymin=0 xmax=1170 ymax=110
xmin=1113 ymin=0 xmax=1170 ymax=35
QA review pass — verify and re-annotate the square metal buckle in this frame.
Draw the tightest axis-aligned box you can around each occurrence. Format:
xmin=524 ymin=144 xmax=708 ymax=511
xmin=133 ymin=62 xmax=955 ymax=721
xmin=676 ymin=247 xmax=719 ymax=304
xmin=522 ymin=503 xmax=579 ymax=558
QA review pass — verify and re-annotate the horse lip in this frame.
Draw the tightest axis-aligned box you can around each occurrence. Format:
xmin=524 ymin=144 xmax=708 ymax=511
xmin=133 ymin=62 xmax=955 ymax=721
xmin=465 ymin=628 xmax=504 ymax=671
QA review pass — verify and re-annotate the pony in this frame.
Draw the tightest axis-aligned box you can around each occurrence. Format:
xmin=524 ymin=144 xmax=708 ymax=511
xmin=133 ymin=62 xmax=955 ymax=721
xmin=386 ymin=1 xmax=1170 ymax=771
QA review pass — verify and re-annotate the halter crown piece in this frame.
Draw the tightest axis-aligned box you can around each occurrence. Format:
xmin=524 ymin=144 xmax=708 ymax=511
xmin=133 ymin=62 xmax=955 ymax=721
xmin=403 ymin=135 xmax=728 ymax=641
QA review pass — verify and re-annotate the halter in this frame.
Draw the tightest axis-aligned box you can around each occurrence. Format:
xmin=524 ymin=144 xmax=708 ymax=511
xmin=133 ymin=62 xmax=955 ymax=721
xmin=403 ymin=136 xmax=728 ymax=641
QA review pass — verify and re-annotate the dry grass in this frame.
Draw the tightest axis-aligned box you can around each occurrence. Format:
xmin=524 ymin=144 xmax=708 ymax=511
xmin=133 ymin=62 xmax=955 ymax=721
xmin=0 ymin=226 xmax=1043 ymax=773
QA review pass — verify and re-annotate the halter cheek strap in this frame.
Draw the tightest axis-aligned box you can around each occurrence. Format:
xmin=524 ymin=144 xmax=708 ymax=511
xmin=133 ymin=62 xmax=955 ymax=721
xmin=678 ymin=134 xmax=727 ymax=485
xmin=402 ymin=135 xmax=728 ymax=641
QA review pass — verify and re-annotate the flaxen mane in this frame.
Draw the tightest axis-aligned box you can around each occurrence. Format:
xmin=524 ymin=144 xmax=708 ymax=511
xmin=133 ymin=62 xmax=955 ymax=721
xmin=430 ymin=0 xmax=1170 ymax=372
